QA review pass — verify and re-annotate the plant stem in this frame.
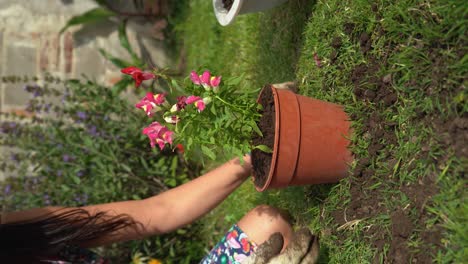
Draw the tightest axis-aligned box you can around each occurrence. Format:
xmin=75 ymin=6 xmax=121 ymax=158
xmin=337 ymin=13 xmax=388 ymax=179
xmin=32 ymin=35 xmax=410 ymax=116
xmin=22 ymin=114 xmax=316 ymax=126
xmin=214 ymin=95 xmax=250 ymax=115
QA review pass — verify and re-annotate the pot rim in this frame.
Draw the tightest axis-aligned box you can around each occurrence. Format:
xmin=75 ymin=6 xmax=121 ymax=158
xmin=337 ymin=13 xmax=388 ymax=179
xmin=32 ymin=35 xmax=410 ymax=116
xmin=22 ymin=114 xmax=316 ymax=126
xmin=255 ymin=86 xmax=281 ymax=192
xmin=212 ymin=0 xmax=244 ymax=26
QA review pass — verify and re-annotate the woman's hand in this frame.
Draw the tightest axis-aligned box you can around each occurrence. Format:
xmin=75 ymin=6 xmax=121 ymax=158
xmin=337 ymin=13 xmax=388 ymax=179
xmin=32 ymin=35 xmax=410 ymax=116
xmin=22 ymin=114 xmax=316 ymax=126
xmin=228 ymin=154 xmax=253 ymax=181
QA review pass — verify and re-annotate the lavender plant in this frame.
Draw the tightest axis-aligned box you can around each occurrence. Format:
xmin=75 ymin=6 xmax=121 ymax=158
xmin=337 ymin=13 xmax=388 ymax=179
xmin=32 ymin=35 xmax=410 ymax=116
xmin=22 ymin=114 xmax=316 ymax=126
xmin=0 ymin=76 xmax=204 ymax=262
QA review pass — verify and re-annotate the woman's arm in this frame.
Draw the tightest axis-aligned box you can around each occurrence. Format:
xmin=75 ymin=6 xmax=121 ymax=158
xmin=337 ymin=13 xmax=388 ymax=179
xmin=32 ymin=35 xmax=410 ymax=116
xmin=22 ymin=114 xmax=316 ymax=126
xmin=3 ymin=155 xmax=252 ymax=246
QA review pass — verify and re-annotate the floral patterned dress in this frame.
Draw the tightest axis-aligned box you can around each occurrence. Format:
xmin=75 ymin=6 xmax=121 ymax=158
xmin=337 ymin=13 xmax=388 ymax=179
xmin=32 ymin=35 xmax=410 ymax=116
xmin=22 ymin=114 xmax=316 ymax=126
xmin=42 ymin=224 xmax=256 ymax=264
xmin=200 ymin=224 xmax=258 ymax=264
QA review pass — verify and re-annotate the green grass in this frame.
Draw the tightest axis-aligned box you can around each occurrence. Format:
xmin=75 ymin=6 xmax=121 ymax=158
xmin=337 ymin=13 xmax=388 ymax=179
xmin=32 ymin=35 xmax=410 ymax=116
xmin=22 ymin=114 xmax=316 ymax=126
xmin=175 ymin=0 xmax=467 ymax=263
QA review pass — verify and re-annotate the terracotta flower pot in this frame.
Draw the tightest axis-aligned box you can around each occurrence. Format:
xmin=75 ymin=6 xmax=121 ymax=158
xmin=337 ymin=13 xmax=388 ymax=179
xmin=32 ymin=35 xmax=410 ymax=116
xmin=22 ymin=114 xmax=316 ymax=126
xmin=252 ymin=85 xmax=353 ymax=191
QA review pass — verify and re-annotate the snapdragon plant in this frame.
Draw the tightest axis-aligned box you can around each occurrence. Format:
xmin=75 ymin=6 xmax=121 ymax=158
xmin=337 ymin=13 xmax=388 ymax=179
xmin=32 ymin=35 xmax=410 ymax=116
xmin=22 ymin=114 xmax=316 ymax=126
xmin=122 ymin=67 xmax=265 ymax=162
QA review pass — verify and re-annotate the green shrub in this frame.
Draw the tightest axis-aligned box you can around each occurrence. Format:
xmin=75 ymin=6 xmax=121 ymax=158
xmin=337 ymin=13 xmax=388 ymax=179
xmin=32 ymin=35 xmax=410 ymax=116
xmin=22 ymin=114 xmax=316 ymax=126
xmin=0 ymin=77 xmax=204 ymax=263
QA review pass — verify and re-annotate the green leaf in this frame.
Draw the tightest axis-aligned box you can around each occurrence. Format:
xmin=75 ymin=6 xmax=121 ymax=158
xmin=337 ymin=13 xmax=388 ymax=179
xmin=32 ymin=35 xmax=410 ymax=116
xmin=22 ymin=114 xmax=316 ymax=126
xmin=253 ymin=144 xmax=273 ymax=153
xmin=210 ymin=103 xmax=217 ymax=115
xmin=201 ymin=146 xmax=216 ymax=160
xmin=111 ymin=77 xmax=132 ymax=95
xmin=140 ymin=157 xmax=149 ymax=171
xmin=118 ymin=20 xmax=140 ymax=64
xmin=227 ymin=74 xmax=245 ymax=86
xmin=187 ymin=137 xmax=193 ymax=149
xmin=170 ymin=156 xmax=178 ymax=177
xmin=71 ymin=175 xmax=81 ymax=185
xmin=60 ymin=7 xmax=114 ymax=34
xmin=98 ymin=48 xmax=131 ymax=69
xmin=251 ymin=122 xmax=263 ymax=137
xmin=83 ymin=136 xmax=94 ymax=147
xmin=61 ymin=184 xmax=71 ymax=192
xmin=120 ymin=164 xmax=132 ymax=173
xmin=165 ymin=177 xmax=177 ymax=187
xmin=171 ymin=79 xmax=184 ymax=93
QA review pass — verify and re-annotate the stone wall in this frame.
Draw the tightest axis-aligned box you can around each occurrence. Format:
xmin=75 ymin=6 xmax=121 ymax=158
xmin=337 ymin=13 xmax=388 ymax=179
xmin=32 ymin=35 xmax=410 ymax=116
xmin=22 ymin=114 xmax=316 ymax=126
xmin=0 ymin=0 xmax=171 ymax=180
xmin=0 ymin=0 xmax=171 ymax=112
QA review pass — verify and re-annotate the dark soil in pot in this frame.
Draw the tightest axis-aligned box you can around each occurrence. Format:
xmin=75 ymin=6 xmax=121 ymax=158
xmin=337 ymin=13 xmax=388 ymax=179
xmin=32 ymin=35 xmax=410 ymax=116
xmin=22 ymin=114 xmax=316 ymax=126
xmin=222 ymin=0 xmax=234 ymax=10
xmin=252 ymin=85 xmax=275 ymax=188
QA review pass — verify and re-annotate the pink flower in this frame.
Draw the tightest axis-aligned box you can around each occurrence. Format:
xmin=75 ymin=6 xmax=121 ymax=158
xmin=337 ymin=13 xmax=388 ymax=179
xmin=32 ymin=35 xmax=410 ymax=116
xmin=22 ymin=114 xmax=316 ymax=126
xmin=190 ymin=71 xmax=201 ymax=85
xmin=153 ymin=93 xmax=166 ymax=105
xmin=200 ymin=71 xmax=211 ymax=89
xmin=121 ymin=66 xmax=156 ymax=88
xmin=190 ymin=70 xmax=222 ymax=91
xmin=186 ymin=95 xmax=202 ymax=104
xmin=176 ymin=96 xmax=187 ymax=111
xmin=186 ymin=95 xmax=206 ymax=112
xmin=210 ymin=76 xmax=221 ymax=88
xmin=161 ymin=130 xmax=174 ymax=145
xmin=195 ymin=101 xmax=206 ymax=112
xmin=135 ymin=92 xmax=165 ymax=116
xmin=164 ymin=115 xmax=180 ymax=124
xmin=142 ymin=122 xmax=174 ymax=150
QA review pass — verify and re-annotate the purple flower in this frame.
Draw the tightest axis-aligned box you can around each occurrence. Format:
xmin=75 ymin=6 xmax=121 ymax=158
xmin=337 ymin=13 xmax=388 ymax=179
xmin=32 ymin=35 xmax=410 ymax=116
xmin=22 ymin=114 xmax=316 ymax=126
xmin=24 ymin=84 xmax=43 ymax=97
xmin=57 ymin=170 xmax=63 ymax=177
xmin=76 ymin=170 xmax=85 ymax=177
xmin=43 ymin=194 xmax=51 ymax=205
xmin=62 ymin=154 xmax=73 ymax=162
xmin=4 ymin=184 xmax=11 ymax=195
xmin=87 ymin=125 xmax=99 ymax=137
xmin=43 ymin=103 xmax=52 ymax=113
xmin=74 ymin=193 xmax=88 ymax=205
xmin=33 ymin=90 xmax=42 ymax=97
xmin=76 ymin=111 xmax=87 ymax=120
xmin=10 ymin=153 xmax=19 ymax=162
xmin=61 ymin=91 xmax=70 ymax=104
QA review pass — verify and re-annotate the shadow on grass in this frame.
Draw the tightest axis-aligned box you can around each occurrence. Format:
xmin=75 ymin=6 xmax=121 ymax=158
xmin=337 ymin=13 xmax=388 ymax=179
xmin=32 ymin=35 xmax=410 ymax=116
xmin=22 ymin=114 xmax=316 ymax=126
xmin=251 ymin=0 xmax=317 ymax=86
xmin=252 ymin=183 xmax=334 ymax=264
xmin=253 ymin=183 xmax=334 ymax=225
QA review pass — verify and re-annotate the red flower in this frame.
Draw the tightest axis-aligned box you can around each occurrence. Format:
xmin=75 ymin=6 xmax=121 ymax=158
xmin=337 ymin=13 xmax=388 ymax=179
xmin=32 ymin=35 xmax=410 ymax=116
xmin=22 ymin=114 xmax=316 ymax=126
xmin=121 ymin=66 xmax=156 ymax=88
xmin=176 ymin=144 xmax=184 ymax=153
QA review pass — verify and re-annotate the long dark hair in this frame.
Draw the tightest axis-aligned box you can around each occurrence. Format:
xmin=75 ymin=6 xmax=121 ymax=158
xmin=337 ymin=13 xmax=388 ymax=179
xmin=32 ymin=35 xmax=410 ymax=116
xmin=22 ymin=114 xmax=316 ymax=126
xmin=0 ymin=208 xmax=136 ymax=263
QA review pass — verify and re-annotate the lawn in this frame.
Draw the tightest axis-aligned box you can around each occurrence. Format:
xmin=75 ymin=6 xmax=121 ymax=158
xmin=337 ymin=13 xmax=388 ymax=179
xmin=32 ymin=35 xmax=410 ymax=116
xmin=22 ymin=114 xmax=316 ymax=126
xmin=0 ymin=0 xmax=465 ymax=263
xmin=175 ymin=0 xmax=467 ymax=263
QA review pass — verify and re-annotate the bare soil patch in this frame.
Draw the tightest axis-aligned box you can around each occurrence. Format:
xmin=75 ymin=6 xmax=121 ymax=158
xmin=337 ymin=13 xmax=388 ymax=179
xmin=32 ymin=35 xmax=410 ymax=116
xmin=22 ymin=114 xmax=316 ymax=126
xmin=327 ymin=11 xmax=467 ymax=262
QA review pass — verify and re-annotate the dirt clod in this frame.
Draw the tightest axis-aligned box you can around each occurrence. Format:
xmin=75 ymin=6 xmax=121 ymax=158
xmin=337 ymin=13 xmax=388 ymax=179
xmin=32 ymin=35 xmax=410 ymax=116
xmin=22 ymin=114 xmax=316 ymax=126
xmin=222 ymin=0 xmax=234 ymax=10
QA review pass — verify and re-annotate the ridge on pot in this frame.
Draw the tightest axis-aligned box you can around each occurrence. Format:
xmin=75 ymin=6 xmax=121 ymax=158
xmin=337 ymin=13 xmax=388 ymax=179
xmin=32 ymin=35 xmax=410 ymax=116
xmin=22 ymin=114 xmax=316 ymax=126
xmin=251 ymin=85 xmax=353 ymax=192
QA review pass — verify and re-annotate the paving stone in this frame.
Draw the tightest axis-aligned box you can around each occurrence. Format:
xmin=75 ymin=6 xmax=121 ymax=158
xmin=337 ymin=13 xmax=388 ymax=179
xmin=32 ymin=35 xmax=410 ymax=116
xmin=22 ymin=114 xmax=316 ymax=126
xmin=3 ymin=43 xmax=36 ymax=107
xmin=0 ymin=30 xmax=3 ymax=73
xmin=1 ymin=29 xmax=3 ymax=111
xmin=74 ymin=45 xmax=105 ymax=78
